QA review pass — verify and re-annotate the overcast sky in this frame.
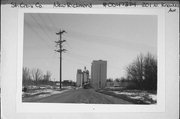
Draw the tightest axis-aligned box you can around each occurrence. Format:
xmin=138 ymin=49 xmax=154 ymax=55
xmin=23 ymin=13 xmax=157 ymax=81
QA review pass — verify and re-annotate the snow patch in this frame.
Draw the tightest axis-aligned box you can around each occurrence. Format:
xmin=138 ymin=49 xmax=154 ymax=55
xmin=111 ymin=90 xmax=157 ymax=104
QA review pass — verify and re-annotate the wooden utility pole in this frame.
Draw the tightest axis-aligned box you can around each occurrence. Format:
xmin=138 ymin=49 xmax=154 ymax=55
xmin=55 ymin=29 xmax=66 ymax=89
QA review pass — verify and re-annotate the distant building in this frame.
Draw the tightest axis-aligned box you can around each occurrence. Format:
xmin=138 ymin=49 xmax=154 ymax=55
xmin=76 ymin=69 xmax=83 ymax=87
xmin=83 ymin=67 xmax=90 ymax=85
xmin=76 ymin=67 xmax=90 ymax=87
xmin=91 ymin=60 xmax=107 ymax=89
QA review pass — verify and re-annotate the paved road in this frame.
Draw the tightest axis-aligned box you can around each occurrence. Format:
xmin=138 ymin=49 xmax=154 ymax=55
xmin=32 ymin=88 xmax=131 ymax=104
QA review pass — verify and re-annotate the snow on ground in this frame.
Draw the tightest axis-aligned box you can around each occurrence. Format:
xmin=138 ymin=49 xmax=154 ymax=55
xmin=148 ymin=94 xmax=157 ymax=101
xmin=114 ymin=91 xmax=134 ymax=96
xmin=112 ymin=90 xmax=157 ymax=104
xmin=22 ymin=87 xmax=72 ymax=102
xmin=22 ymin=85 xmax=72 ymax=98
xmin=35 ymin=89 xmax=68 ymax=98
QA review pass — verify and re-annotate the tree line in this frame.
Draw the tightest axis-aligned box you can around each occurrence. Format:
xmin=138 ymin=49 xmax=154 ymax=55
xmin=126 ymin=53 xmax=157 ymax=90
xmin=23 ymin=67 xmax=53 ymax=86
xmin=23 ymin=67 xmax=76 ymax=87
xmin=106 ymin=53 xmax=157 ymax=91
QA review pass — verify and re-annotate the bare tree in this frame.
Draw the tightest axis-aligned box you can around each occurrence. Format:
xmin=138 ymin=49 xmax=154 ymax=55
xmin=126 ymin=53 xmax=157 ymax=90
xmin=120 ymin=77 xmax=127 ymax=82
xmin=126 ymin=54 xmax=144 ymax=88
xmin=144 ymin=53 xmax=157 ymax=90
xmin=23 ymin=67 xmax=31 ymax=86
xmin=106 ymin=78 xmax=113 ymax=82
xmin=43 ymin=71 xmax=52 ymax=82
xmin=115 ymin=78 xmax=121 ymax=82
xmin=31 ymin=68 xmax=43 ymax=85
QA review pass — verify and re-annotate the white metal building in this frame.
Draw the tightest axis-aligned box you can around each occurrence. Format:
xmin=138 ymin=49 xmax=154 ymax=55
xmin=76 ymin=67 xmax=90 ymax=87
xmin=76 ymin=69 xmax=83 ymax=87
xmin=91 ymin=60 xmax=107 ymax=89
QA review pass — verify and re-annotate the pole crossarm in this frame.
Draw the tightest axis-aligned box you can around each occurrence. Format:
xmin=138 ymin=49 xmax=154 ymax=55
xmin=55 ymin=39 xmax=66 ymax=44
xmin=54 ymin=49 xmax=67 ymax=53
xmin=56 ymin=30 xmax=66 ymax=35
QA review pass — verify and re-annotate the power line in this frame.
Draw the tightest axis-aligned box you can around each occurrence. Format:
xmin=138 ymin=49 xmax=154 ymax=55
xmin=63 ymin=54 xmax=89 ymax=65
xmin=30 ymin=14 xmax=53 ymax=46
xmin=37 ymin=14 xmax=56 ymax=40
xmin=47 ymin=14 xmax=59 ymax=31
xmin=64 ymin=49 xmax=123 ymax=71
xmin=24 ymin=19 xmax=53 ymax=50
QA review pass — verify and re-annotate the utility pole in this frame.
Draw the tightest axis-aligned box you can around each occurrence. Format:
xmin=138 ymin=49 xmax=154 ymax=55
xmin=55 ymin=29 xmax=67 ymax=89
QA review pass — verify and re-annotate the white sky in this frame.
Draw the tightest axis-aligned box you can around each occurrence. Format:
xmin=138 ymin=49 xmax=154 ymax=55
xmin=23 ymin=13 xmax=157 ymax=82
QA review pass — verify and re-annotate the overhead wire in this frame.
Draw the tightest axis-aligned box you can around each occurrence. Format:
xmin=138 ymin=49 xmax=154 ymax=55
xmin=28 ymin=14 xmax=123 ymax=71
xmin=37 ymin=14 xmax=57 ymax=42
xmin=30 ymin=14 xmax=54 ymax=48
xmin=24 ymin=14 xmax=59 ymax=60
xmin=24 ymin=19 xmax=53 ymax=50
xmin=47 ymin=14 xmax=59 ymax=31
